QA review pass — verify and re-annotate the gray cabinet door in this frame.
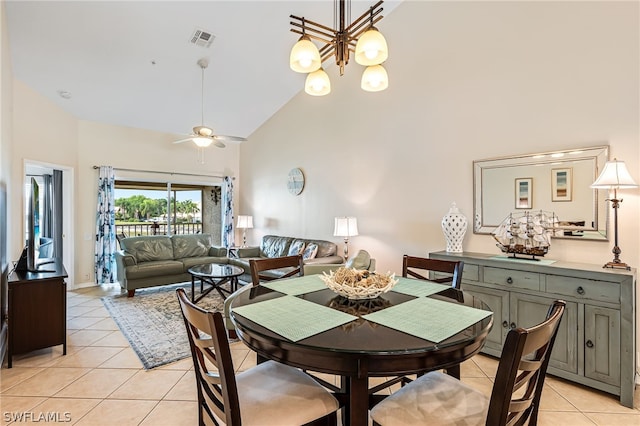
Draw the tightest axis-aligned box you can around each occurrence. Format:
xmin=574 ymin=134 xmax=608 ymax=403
xmin=510 ymin=293 xmax=578 ymax=374
xmin=462 ymin=284 xmax=509 ymax=354
xmin=584 ymin=305 xmax=620 ymax=386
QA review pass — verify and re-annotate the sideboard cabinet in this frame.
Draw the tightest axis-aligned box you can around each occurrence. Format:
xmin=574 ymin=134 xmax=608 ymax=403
xmin=429 ymin=251 xmax=636 ymax=408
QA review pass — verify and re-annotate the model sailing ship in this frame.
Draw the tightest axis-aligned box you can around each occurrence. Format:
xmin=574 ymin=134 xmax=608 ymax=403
xmin=492 ymin=211 xmax=559 ymax=260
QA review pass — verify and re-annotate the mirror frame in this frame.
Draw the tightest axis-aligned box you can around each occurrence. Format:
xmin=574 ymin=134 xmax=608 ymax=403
xmin=473 ymin=145 xmax=609 ymax=240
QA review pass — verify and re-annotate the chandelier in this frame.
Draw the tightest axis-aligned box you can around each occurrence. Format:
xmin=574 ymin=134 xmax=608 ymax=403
xmin=289 ymin=0 xmax=389 ymax=96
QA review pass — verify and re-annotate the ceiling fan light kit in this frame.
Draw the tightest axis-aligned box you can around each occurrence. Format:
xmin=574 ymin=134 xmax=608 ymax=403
xmin=289 ymin=0 xmax=389 ymax=96
xmin=173 ymin=58 xmax=247 ymax=157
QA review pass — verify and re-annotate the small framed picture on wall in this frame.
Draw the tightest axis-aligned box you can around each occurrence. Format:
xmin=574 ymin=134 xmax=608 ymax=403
xmin=515 ymin=178 xmax=532 ymax=209
xmin=552 ymin=168 xmax=572 ymax=201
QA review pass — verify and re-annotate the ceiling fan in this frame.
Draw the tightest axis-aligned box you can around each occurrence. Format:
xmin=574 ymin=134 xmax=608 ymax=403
xmin=173 ymin=58 xmax=247 ymax=149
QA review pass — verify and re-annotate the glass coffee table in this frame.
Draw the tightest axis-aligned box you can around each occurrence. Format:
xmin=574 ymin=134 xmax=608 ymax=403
xmin=187 ymin=263 xmax=244 ymax=303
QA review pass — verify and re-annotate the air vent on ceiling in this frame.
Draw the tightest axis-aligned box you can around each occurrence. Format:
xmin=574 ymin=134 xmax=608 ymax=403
xmin=190 ymin=28 xmax=215 ymax=48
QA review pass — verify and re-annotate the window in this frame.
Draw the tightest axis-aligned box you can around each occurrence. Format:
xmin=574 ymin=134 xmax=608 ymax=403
xmin=114 ymin=180 xmax=222 ymax=242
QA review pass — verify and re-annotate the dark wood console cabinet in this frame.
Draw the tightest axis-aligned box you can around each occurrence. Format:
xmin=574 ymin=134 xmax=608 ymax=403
xmin=7 ymin=260 xmax=67 ymax=368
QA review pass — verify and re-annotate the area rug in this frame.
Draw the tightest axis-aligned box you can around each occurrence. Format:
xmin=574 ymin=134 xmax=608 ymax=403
xmin=101 ymin=282 xmax=225 ymax=369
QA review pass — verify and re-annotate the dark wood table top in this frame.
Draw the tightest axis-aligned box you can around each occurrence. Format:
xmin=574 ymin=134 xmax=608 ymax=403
xmin=230 ymin=276 xmax=493 ymax=426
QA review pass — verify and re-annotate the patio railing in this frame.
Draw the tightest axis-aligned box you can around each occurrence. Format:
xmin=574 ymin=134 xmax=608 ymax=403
xmin=116 ymin=222 xmax=202 ymax=237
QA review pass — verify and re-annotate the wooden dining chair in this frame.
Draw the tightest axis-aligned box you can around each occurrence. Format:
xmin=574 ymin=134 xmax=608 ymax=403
xmin=370 ymin=300 xmax=566 ymax=426
xmin=223 ymin=255 xmax=304 ymax=340
xmin=176 ymin=288 xmax=339 ymax=426
xmin=368 ymin=255 xmax=467 ymax=395
xmin=402 ymin=255 xmax=464 ymax=289
xmin=249 ymin=254 xmax=304 ymax=285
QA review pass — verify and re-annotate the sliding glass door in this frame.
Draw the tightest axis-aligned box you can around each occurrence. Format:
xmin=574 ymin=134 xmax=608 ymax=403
xmin=114 ymin=180 xmax=222 ymax=241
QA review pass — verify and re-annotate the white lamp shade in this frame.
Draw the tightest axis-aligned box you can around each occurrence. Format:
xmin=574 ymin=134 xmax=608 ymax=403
xmin=334 ymin=217 xmax=358 ymax=237
xmin=355 ymin=28 xmax=388 ymax=66
xmin=361 ymin=65 xmax=388 ymax=92
xmin=236 ymin=215 xmax=254 ymax=229
xmin=290 ymin=36 xmax=322 ymax=73
xmin=192 ymin=137 xmax=213 ymax=148
xmin=591 ymin=159 xmax=638 ymax=189
xmin=305 ymin=68 xmax=331 ymax=96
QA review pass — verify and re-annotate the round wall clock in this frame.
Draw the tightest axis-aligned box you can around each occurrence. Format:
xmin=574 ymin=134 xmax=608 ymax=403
xmin=287 ymin=168 xmax=305 ymax=195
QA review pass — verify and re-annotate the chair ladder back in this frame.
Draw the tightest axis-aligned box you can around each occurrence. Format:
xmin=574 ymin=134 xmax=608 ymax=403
xmin=176 ymin=288 xmax=243 ymax=425
xmin=402 ymin=255 xmax=464 ymax=289
xmin=486 ymin=300 xmax=566 ymax=426
xmin=249 ymin=255 xmax=304 ymax=286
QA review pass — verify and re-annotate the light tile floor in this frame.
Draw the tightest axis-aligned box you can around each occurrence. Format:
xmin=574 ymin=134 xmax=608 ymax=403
xmin=1 ymin=284 xmax=639 ymax=425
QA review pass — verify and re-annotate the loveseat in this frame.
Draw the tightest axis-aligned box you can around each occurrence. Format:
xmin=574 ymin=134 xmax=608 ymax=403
xmin=228 ymin=235 xmax=343 ymax=283
xmin=115 ymin=234 xmax=228 ymax=296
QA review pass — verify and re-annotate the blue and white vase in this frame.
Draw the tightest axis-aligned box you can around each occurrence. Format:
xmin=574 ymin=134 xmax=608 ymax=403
xmin=441 ymin=202 xmax=467 ymax=253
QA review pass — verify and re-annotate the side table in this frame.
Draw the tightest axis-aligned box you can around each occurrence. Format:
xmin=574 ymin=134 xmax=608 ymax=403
xmin=7 ymin=259 xmax=68 ymax=368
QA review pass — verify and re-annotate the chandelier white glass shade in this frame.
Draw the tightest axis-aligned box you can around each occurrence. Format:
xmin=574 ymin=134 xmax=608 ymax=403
xmin=290 ymin=34 xmax=322 ymax=73
xmin=305 ymin=68 xmax=331 ymax=96
xmin=361 ymin=64 xmax=388 ymax=92
xmin=290 ymin=0 xmax=388 ymax=96
xmin=355 ymin=27 xmax=388 ymax=66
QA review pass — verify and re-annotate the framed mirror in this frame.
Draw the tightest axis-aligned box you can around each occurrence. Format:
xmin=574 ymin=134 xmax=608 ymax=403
xmin=473 ymin=145 xmax=609 ymax=240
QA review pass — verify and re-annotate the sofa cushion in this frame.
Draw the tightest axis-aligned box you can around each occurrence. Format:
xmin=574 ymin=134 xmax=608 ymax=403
xmin=302 ymin=243 xmax=318 ymax=260
xmin=261 ymin=235 xmax=293 ymax=258
xmin=288 ymin=240 xmax=306 ymax=256
xmin=345 ymin=250 xmax=372 ymax=270
xmin=121 ymin=236 xmax=174 ymax=263
xmin=304 ymin=239 xmax=337 ymax=258
xmin=124 ymin=260 xmax=184 ymax=280
xmin=172 ymin=234 xmax=212 ymax=259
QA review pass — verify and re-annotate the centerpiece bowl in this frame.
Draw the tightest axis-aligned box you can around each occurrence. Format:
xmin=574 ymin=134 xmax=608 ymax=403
xmin=319 ymin=267 xmax=398 ymax=300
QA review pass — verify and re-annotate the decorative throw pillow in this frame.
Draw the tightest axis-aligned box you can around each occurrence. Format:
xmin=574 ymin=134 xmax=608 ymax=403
xmin=302 ymin=243 xmax=318 ymax=260
xmin=288 ymin=240 xmax=306 ymax=256
xmin=345 ymin=250 xmax=371 ymax=270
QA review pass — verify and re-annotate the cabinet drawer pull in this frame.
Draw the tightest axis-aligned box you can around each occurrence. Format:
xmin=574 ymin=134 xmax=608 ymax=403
xmin=586 ymin=340 xmax=594 ymax=348
xmin=510 ymin=322 xmax=517 ymax=329
xmin=577 ymin=286 xmax=585 ymax=295
xmin=506 ymin=277 xmax=513 ymax=284
xmin=502 ymin=321 xmax=509 ymax=328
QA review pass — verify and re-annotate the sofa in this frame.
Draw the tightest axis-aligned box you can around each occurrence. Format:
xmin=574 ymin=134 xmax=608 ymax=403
xmin=228 ymin=235 xmax=344 ymax=283
xmin=115 ymin=234 xmax=228 ymax=296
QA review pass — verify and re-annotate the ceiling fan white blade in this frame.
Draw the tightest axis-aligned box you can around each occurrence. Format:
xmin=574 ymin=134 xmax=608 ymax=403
xmin=213 ymin=134 xmax=247 ymax=142
xmin=214 ymin=140 xmax=226 ymax=148
xmin=173 ymin=137 xmax=196 ymax=144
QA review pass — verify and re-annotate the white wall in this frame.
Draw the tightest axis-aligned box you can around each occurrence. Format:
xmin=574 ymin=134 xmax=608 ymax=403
xmin=240 ymin=1 xmax=639 ymax=274
xmin=0 ymin=0 xmax=12 ymax=229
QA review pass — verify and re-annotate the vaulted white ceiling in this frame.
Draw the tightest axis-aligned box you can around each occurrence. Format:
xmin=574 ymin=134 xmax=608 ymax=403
xmin=5 ymin=1 xmax=401 ymax=140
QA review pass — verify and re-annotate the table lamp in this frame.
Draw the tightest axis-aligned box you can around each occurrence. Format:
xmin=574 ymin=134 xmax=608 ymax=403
xmin=334 ymin=217 xmax=358 ymax=259
xmin=236 ymin=215 xmax=253 ymax=248
xmin=590 ymin=158 xmax=638 ymax=270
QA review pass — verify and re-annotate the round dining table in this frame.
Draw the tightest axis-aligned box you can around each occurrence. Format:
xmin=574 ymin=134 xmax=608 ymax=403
xmin=230 ymin=277 xmax=493 ymax=426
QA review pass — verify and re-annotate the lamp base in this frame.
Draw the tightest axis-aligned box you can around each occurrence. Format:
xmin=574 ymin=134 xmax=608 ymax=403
xmin=603 ymin=260 xmax=631 ymax=271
